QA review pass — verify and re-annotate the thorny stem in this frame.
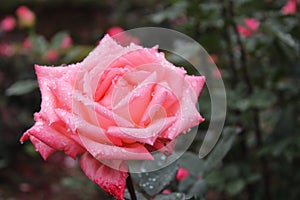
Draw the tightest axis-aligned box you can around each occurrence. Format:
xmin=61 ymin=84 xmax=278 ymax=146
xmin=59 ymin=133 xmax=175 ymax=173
xmin=126 ymin=173 xmax=137 ymax=200
xmin=228 ymin=1 xmax=272 ymax=200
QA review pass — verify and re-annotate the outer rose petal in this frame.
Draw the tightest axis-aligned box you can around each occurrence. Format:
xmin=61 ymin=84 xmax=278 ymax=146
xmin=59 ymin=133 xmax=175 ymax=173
xmin=185 ymin=76 xmax=205 ymax=98
xmin=21 ymin=135 xmax=56 ymax=160
xmin=80 ymin=152 xmax=128 ymax=200
xmin=35 ymin=64 xmax=80 ymax=123
xmin=22 ymin=114 xmax=85 ymax=159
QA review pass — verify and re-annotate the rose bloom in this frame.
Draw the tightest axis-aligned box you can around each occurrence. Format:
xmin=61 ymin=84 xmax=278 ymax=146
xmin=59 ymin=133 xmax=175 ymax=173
xmin=16 ymin=6 xmax=35 ymax=27
xmin=21 ymin=35 xmax=205 ymax=200
xmin=0 ymin=16 xmax=16 ymax=32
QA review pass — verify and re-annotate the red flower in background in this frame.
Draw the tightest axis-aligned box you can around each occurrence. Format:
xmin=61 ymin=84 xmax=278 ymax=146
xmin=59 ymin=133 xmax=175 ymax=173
xmin=237 ymin=18 xmax=260 ymax=37
xmin=60 ymin=35 xmax=73 ymax=49
xmin=23 ymin=37 xmax=32 ymax=49
xmin=281 ymin=0 xmax=298 ymax=15
xmin=0 ymin=16 xmax=16 ymax=32
xmin=161 ymin=189 xmax=172 ymax=194
xmin=176 ymin=167 xmax=189 ymax=181
xmin=16 ymin=6 xmax=35 ymax=27
xmin=107 ymin=26 xmax=140 ymax=46
xmin=0 ymin=43 xmax=13 ymax=56
xmin=45 ymin=50 xmax=59 ymax=62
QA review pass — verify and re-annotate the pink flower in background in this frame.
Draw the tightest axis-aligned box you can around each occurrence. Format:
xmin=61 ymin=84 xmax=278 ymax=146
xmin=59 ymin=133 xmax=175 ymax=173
xmin=0 ymin=16 xmax=16 ymax=32
xmin=61 ymin=35 xmax=73 ymax=49
xmin=45 ymin=50 xmax=58 ymax=62
xmin=16 ymin=6 xmax=35 ymax=27
xmin=176 ymin=167 xmax=189 ymax=181
xmin=161 ymin=189 xmax=172 ymax=194
xmin=20 ymin=35 xmax=205 ymax=200
xmin=107 ymin=26 xmax=140 ymax=45
xmin=281 ymin=0 xmax=297 ymax=15
xmin=213 ymin=69 xmax=222 ymax=79
xmin=244 ymin=18 xmax=259 ymax=31
xmin=0 ymin=43 xmax=13 ymax=56
xmin=23 ymin=37 xmax=32 ymax=49
xmin=237 ymin=18 xmax=260 ymax=37
xmin=209 ymin=54 xmax=218 ymax=64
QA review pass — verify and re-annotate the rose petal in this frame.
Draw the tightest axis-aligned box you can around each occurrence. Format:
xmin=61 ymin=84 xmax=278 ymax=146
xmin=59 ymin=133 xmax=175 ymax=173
xmin=20 ymin=134 xmax=56 ymax=160
xmin=25 ymin=115 xmax=84 ymax=159
xmin=185 ymin=75 xmax=205 ymax=98
xmin=107 ymin=116 xmax=176 ymax=145
xmin=80 ymin=152 xmax=128 ymax=200
xmin=79 ymin=135 xmax=154 ymax=161
xmin=35 ymin=64 xmax=80 ymax=123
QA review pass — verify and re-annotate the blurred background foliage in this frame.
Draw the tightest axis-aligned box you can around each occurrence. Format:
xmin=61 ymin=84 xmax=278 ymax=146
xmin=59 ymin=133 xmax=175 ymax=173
xmin=0 ymin=0 xmax=300 ymax=199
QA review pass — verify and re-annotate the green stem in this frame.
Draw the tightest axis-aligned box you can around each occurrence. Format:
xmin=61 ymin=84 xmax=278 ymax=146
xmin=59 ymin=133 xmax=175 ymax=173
xmin=126 ymin=173 xmax=137 ymax=200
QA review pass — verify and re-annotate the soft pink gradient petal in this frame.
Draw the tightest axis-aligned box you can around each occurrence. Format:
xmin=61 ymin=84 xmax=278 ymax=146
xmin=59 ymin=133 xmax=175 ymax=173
xmin=22 ymin=115 xmax=84 ymax=159
xmin=35 ymin=64 xmax=80 ymax=123
xmin=80 ymin=135 xmax=154 ymax=161
xmin=24 ymin=135 xmax=56 ymax=160
xmin=185 ymin=76 xmax=206 ymax=98
xmin=80 ymin=152 xmax=128 ymax=200
xmin=106 ymin=117 xmax=176 ymax=145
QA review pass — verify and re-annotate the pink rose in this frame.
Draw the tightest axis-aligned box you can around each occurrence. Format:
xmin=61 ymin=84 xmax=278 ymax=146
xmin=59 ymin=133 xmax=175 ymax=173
xmin=20 ymin=35 xmax=205 ymax=200
xmin=176 ymin=167 xmax=189 ymax=181
xmin=237 ymin=18 xmax=260 ymax=37
xmin=0 ymin=16 xmax=16 ymax=32
xmin=16 ymin=6 xmax=35 ymax=27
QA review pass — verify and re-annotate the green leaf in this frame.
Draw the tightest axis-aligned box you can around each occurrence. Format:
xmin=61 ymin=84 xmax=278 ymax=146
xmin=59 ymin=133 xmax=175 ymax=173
xmin=133 ymin=162 xmax=178 ymax=196
xmin=62 ymin=46 xmax=92 ymax=63
xmin=30 ymin=34 xmax=48 ymax=55
xmin=6 ymin=79 xmax=38 ymax=96
xmin=249 ymin=89 xmax=277 ymax=109
xmin=205 ymin=127 xmax=239 ymax=170
xmin=149 ymin=1 xmax=187 ymax=23
xmin=225 ymin=179 xmax=245 ymax=196
xmin=178 ymin=176 xmax=195 ymax=192
xmin=153 ymin=193 xmax=186 ymax=200
xmin=177 ymin=152 xmax=206 ymax=178
xmin=124 ymin=189 xmax=147 ymax=200
xmin=188 ymin=179 xmax=208 ymax=198
xmin=50 ymin=31 xmax=69 ymax=49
